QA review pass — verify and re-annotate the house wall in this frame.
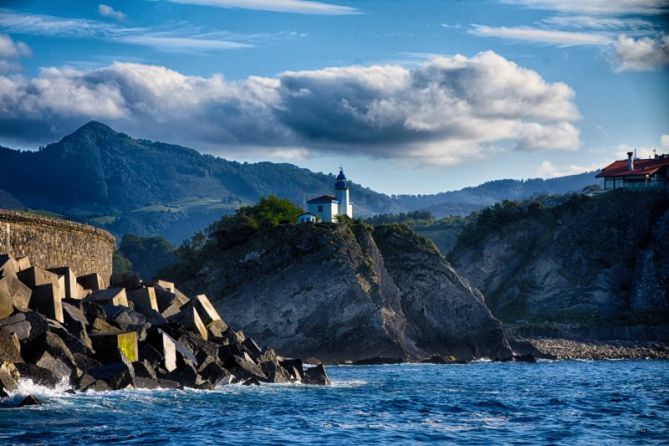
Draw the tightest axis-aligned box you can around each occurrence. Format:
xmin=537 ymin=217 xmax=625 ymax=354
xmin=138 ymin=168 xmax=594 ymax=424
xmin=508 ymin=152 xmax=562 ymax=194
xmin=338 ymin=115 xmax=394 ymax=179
xmin=308 ymin=202 xmax=339 ymax=222
xmin=0 ymin=209 xmax=116 ymax=286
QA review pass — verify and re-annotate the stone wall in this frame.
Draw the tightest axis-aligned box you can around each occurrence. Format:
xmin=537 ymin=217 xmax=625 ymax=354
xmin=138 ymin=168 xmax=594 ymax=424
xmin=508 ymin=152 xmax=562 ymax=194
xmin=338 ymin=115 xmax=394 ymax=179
xmin=0 ymin=209 xmax=115 ymax=286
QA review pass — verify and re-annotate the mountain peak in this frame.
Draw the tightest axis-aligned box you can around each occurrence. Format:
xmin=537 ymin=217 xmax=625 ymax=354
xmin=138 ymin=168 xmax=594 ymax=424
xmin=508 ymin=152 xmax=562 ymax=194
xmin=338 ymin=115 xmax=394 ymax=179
xmin=73 ymin=120 xmax=117 ymax=136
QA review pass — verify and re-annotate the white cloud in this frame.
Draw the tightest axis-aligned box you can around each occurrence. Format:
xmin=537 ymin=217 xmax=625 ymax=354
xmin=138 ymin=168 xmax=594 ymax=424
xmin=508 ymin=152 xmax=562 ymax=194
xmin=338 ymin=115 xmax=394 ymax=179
xmin=470 ymin=24 xmax=612 ymax=46
xmin=166 ymin=0 xmax=360 ymax=15
xmin=542 ymin=15 xmax=654 ymax=30
xmin=535 ymin=160 xmax=599 ymax=177
xmin=0 ymin=33 xmax=31 ymax=58
xmin=612 ymin=34 xmax=669 ymax=71
xmin=502 ymin=0 xmax=669 ymax=15
xmin=662 ymin=134 xmax=669 ymax=150
xmin=0 ymin=33 xmax=30 ymax=73
xmin=0 ymin=52 xmax=581 ymax=165
xmin=98 ymin=4 xmax=126 ymax=21
xmin=0 ymin=11 xmax=251 ymax=52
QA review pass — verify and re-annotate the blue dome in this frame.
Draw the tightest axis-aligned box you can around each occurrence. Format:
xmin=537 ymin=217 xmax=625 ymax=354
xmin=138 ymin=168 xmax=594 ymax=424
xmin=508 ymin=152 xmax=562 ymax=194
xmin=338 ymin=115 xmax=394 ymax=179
xmin=335 ymin=168 xmax=348 ymax=190
xmin=336 ymin=168 xmax=347 ymax=181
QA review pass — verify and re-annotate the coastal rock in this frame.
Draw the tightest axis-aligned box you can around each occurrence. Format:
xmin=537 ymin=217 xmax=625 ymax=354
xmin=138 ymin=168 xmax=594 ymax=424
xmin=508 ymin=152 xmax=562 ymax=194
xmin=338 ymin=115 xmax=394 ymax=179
xmin=303 ymin=364 xmax=330 ymax=385
xmin=174 ymin=223 xmax=511 ymax=363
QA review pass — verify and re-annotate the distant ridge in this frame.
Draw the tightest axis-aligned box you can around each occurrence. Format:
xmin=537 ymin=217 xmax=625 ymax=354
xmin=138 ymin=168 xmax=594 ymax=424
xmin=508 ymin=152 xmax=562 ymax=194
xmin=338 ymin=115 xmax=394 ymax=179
xmin=0 ymin=121 xmax=599 ymax=241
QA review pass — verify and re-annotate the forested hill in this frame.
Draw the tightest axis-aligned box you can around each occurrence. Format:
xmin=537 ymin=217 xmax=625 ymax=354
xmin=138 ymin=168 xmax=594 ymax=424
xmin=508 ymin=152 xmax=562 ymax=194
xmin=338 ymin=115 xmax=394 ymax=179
xmin=0 ymin=121 xmax=396 ymax=215
xmin=0 ymin=121 xmax=601 ymax=242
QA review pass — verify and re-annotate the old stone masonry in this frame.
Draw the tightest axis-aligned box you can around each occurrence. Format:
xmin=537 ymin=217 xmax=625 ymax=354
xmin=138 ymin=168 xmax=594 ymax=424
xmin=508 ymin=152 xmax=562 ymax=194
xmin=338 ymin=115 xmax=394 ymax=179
xmin=0 ymin=253 xmax=329 ymax=407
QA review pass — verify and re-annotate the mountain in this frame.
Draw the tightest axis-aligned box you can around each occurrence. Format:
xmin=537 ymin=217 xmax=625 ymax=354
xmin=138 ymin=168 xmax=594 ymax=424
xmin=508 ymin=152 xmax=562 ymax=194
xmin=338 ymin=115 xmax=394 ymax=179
xmin=165 ymin=220 xmax=512 ymax=363
xmin=0 ymin=121 xmax=400 ymax=242
xmin=392 ymin=172 xmax=600 ymax=217
xmin=0 ymin=121 xmax=600 ymax=242
xmin=445 ymin=189 xmax=669 ymax=340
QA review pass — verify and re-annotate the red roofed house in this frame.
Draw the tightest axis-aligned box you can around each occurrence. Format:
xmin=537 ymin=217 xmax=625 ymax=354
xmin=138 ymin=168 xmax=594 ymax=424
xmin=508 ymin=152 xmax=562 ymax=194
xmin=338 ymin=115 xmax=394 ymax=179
xmin=596 ymin=151 xmax=669 ymax=190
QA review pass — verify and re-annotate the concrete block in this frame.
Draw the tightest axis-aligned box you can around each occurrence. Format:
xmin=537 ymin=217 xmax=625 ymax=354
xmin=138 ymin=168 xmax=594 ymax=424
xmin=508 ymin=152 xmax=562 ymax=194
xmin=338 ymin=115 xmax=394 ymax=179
xmin=181 ymin=306 xmax=208 ymax=341
xmin=0 ymin=274 xmax=31 ymax=311
xmin=77 ymin=273 xmax=104 ymax=292
xmin=17 ymin=266 xmax=64 ymax=299
xmin=193 ymin=294 xmax=221 ymax=326
xmin=110 ymin=272 xmax=142 ymax=289
xmin=90 ymin=331 xmax=138 ymax=363
xmin=0 ymin=255 xmax=19 ymax=277
xmin=146 ymin=280 xmax=175 ymax=293
xmin=16 ymin=256 xmax=31 ymax=271
xmin=127 ymin=287 xmax=159 ymax=314
xmin=173 ymin=287 xmax=190 ymax=307
xmin=0 ymin=277 xmax=14 ymax=319
xmin=29 ymin=283 xmax=64 ymax=323
xmin=85 ymin=288 xmax=129 ymax=307
xmin=48 ymin=267 xmax=82 ymax=299
xmin=35 ymin=350 xmax=72 ymax=382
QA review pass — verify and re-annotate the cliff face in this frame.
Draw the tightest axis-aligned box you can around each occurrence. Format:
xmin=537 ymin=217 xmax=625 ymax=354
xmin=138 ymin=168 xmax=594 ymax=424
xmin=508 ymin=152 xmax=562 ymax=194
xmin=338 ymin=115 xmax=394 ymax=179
xmin=447 ymin=190 xmax=669 ymax=330
xmin=178 ymin=223 xmax=510 ymax=363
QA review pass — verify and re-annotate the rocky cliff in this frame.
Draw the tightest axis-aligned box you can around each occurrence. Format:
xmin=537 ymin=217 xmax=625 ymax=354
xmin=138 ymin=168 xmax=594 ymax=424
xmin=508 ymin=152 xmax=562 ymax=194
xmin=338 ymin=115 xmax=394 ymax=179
xmin=447 ymin=189 xmax=669 ymax=339
xmin=173 ymin=222 xmax=511 ymax=363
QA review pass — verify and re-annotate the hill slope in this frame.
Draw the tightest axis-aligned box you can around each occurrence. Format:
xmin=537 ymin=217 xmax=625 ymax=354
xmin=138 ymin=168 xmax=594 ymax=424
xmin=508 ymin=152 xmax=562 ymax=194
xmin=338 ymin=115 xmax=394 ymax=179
xmin=446 ymin=189 xmax=669 ymax=339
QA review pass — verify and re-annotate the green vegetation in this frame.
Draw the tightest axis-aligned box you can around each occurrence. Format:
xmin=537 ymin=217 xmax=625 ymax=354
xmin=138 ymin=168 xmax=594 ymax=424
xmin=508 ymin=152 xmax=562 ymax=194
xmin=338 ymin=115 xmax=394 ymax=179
xmin=116 ymin=234 xmax=177 ymax=280
xmin=364 ymin=210 xmax=434 ymax=225
xmin=210 ymin=196 xmax=302 ymax=250
xmin=164 ymin=196 xmax=303 ymax=280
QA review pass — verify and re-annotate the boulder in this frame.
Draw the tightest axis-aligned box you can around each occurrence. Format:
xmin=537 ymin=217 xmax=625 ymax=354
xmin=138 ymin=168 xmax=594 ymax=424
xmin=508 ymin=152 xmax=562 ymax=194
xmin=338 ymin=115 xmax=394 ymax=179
xmin=90 ymin=332 xmax=138 ymax=363
xmin=0 ymin=311 xmax=48 ymax=342
xmin=29 ymin=283 xmax=64 ymax=323
xmin=165 ymin=359 xmax=205 ymax=388
xmin=77 ymin=273 xmax=104 ymax=292
xmin=110 ymin=272 xmax=142 ymax=290
xmin=160 ymin=303 xmax=181 ymax=319
xmin=82 ymin=379 xmax=112 ymax=392
xmin=279 ymin=358 xmax=304 ymax=382
xmin=127 ymin=288 xmax=159 ymax=314
xmin=35 ymin=350 xmax=72 ymax=383
xmin=72 ymin=353 xmax=102 ymax=374
xmin=88 ymin=353 xmax=135 ymax=390
xmin=85 ymin=288 xmax=129 ymax=307
xmin=199 ymin=362 xmax=233 ymax=386
xmin=157 ymin=378 xmax=181 ymax=389
xmin=303 ymin=364 xmax=330 ymax=385
xmin=146 ymin=329 xmax=199 ymax=372
xmin=146 ymin=280 xmax=175 ymax=293
xmin=134 ymin=376 xmax=160 ymax=389
xmin=17 ymin=395 xmax=41 ymax=406
xmin=91 ymin=318 xmax=119 ymax=334
xmin=15 ymin=363 xmax=61 ymax=387
xmin=231 ymin=353 xmax=267 ymax=381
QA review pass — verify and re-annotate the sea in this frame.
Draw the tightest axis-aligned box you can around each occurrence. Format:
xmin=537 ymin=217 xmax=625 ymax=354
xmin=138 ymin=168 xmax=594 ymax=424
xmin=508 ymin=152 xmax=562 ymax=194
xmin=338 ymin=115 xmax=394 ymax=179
xmin=1 ymin=360 xmax=667 ymax=445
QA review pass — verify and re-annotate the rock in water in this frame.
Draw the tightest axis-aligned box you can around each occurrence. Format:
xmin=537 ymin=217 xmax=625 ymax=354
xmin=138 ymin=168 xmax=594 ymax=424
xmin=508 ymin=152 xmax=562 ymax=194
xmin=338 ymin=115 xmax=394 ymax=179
xmin=303 ymin=364 xmax=330 ymax=385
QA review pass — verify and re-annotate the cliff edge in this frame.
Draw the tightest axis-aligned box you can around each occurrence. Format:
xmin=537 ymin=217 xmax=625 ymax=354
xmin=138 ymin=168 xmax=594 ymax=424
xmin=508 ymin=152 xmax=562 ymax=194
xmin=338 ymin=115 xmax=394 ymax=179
xmin=172 ymin=222 xmax=511 ymax=363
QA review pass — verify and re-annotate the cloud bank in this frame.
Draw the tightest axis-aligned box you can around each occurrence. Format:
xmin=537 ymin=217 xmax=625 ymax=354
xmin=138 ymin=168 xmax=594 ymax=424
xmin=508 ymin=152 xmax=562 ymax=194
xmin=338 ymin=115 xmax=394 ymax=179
xmin=0 ymin=51 xmax=581 ymax=165
xmin=503 ymin=0 xmax=669 ymax=15
xmin=613 ymin=34 xmax=669 ymax=71
xmin=166 ymin=0 xmax=360 ymax=15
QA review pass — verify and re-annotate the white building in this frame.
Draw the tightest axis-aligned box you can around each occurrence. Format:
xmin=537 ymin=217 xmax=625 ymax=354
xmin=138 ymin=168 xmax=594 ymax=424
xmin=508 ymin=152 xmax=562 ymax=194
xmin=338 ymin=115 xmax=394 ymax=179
xmin=299 ymin=168 xmax=354 ymax=223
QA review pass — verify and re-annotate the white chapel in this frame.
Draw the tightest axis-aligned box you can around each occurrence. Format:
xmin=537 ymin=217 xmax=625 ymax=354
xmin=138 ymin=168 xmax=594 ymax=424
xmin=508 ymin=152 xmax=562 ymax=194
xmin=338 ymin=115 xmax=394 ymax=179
xmin=297 ymin=168 xmax=353 ymax=224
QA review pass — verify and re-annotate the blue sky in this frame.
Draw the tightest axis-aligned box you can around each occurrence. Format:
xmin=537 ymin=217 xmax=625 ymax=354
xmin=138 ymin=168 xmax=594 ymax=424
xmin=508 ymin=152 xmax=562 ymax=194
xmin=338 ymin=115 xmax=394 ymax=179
xmin=0 ymin=0 xmax=667 ymax=194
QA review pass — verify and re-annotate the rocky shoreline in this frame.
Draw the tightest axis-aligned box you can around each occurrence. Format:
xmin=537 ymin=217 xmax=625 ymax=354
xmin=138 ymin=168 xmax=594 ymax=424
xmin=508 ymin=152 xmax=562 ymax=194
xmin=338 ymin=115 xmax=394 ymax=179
xmin=525 ymin=338 xmax=669 ymax=360
xmin=0 ymin=254 xmax=329 ymax=408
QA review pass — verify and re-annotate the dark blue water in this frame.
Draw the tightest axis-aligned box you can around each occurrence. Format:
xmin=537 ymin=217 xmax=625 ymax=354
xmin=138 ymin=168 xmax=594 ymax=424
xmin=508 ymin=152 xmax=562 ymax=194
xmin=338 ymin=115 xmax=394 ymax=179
xmin=2 ymin=360 xmax=668 ymax=445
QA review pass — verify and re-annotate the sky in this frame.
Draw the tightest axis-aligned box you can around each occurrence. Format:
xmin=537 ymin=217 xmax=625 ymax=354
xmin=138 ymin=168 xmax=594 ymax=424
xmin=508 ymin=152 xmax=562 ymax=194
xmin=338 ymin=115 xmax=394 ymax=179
xmin=0 ymin=0 xmax=667 ymax=195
